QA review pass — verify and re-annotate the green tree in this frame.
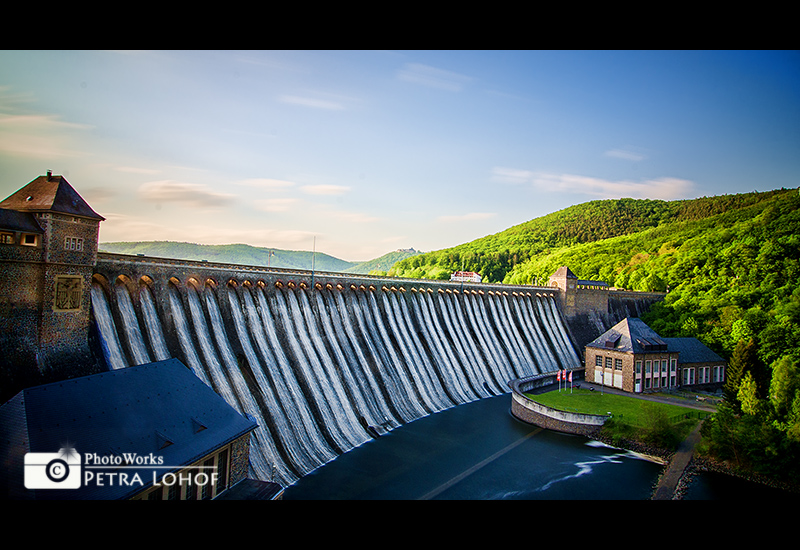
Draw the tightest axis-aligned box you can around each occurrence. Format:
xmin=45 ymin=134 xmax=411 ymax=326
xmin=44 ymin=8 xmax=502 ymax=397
xmin=738 ymin=372 xmax=764 ymax=416
xmin=731 ymin=318 xmax=753 ymax=344
xmin=724 ymin=339 xmax=749 ymax=409
xmin=640 ymin=402 xmax=681 ymax=449
xmin=769 ymin=356 xmax=800 ymax=423
xmin=725 ymin=338 xmax=767 ymax=411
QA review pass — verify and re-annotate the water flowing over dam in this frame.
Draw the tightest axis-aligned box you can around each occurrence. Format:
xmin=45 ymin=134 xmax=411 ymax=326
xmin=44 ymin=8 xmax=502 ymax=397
xmin=90 ymin=254 xmax=581 ymax=487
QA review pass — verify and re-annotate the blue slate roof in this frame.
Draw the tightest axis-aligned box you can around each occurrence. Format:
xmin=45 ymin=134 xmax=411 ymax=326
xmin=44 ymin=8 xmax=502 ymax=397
xmin=1 ymin=358 xmax=256 ymax=500
xmin=586 ymin=318 xmax=725 ymax=365
xmin=586 ymin=317 xmax=668 ymax=354
xmin=0 ymin=207 xmax=43 ymax=233
xmin=662 ymin=337 xmax=724 ymax=364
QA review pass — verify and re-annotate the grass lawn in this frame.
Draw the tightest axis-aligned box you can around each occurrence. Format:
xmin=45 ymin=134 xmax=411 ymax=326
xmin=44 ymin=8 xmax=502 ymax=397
xmin=526 ymin=388 xmax=708 ymax=449
xmin=526 ymin=388 xmax=698 ymax=426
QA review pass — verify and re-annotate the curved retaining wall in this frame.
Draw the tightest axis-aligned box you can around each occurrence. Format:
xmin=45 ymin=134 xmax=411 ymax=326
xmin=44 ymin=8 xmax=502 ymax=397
xmin=510 ymin=371 xmax=609 ymax=437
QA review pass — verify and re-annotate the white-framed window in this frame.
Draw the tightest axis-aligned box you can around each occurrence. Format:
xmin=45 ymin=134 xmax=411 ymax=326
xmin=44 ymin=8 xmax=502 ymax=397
xmin=22 ymin=233 xmax=38 ymax=246
xmin=683 ymin=367 xmax=695 ymax=385
xmin=714 ymin=365 xmax=725 ymax=382
xmin=605 ymin=357 xmax=612 ymax=369
xmin=65 ymin=236 xmax=84 ymax=251
xmin=614 ymin=358 xmax=622 ymax=370
xmin=595 ymin=355 xmax=603 ymax=367
xmin=635 ymin=360 xmax=642 ymax=376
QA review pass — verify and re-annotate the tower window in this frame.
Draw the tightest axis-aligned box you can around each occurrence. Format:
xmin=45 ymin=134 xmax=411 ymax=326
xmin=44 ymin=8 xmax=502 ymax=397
xmin=65 ymin=236 xmax=84 ymax=251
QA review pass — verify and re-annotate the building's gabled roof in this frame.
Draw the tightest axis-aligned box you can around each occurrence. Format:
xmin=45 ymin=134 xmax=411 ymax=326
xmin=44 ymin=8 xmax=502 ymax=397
xmin=586 ymin=317 xmax=669 ymax=354
xmin=0 ymin=207 xmax=43 ymax=233
xmin=587 ymin=317 xmax=726 ymax=365
xmin=0 ymin=358 xmax=256 ymax=500
xmin=551 ymin=266 xmax=578 ymax=280
xmin=663 ymin=337 xmax=724 ymax=364
xmin=0 ymin=172 xmax=104 ymax=221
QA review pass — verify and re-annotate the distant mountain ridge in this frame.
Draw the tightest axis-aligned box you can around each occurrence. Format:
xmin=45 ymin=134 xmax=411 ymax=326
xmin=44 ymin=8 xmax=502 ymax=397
xmin=98 ymin=241 xmax=422 ymax=275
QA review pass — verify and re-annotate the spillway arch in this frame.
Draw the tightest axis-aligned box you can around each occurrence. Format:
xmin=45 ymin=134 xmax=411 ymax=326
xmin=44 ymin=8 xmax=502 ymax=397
xmin=90 ymin=257 xmax=580 ymax=487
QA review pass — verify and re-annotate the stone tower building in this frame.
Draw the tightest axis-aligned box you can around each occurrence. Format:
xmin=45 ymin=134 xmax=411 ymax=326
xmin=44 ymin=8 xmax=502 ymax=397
xmin=0 ymin=171 xmax=104 ymax=399
xmin=548 ymin=265 xmax=610 ymax=319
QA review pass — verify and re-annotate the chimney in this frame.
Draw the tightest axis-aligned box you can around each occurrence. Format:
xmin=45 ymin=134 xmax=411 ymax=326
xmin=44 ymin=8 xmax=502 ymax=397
xmin=46 ymin=170 xmax=52 ymax=180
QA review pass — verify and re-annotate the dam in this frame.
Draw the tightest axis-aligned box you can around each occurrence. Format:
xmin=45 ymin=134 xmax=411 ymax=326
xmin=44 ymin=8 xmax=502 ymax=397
xmin=90 ymin=253 xmax=582 ymax=487
xmin=2 ymin=173 xmax=665 ymax=494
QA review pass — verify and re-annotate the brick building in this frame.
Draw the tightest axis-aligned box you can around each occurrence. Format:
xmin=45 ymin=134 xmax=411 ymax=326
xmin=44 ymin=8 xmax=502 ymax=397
xmin=0 ymin=171 xmax=104 ymax=399
xmin=585 ymin=317 xmax=726 ymax=393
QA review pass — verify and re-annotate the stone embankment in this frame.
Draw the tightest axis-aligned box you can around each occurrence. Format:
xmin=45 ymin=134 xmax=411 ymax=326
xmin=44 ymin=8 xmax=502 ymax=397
xmin=510 ymin=371 xmax=609 ymax=438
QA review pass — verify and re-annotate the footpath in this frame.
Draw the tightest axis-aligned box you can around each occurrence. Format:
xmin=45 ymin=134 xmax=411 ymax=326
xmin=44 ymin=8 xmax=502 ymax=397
xmin=577 ymin=382 xmax=716 ymax=500
xmin=651 ymin=421 xmax=704 ymax=500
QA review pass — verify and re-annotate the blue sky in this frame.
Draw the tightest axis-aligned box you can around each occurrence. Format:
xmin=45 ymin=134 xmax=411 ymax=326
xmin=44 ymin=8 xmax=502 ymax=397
xmin=1 ymin=50 xmax=798 ymax=261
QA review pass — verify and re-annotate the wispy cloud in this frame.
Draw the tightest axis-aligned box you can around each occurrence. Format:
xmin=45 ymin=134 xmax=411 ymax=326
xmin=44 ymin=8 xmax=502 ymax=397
xmin=397 ymin=63 xmax=472 ymax=92
xmin=254 ymin=198 xmax=298 ymax=212
xmin=0 ymin=113 xmax=92 ymax=158
xmin=438 ymin=212 xmax=496 ymax=223
xmin=99 ymin=212 xmax=315 ymax=249
xmin=238 ymin=178 xmax=296 ymax=190
xmin=531 ymin=173 xmax=693 ymax=200
xmin=114 ymin=166 xmax=162 ymax=175
xmin=138 ymin=180 xmax=236 ymax=208
xmin=491 ymin=166 xmax=693 ymax=200
xmin=300 ymin=184 xmax=351 ymax=196
xmin=491 ymin=166 xmax=536 ymax=185
xmin=605 ymin=148 xmax=647 ymax=161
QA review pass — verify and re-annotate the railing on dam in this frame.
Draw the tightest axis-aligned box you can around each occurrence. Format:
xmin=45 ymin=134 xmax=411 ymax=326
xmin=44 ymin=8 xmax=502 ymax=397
xmin=95 ymin=251 xmax=560 ymax=298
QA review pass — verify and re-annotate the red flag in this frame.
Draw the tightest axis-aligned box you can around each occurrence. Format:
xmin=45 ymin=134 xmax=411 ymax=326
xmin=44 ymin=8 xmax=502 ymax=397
xmin=557 ymin=370 xmax=561 ymax=381
xmin=568 ymin=371 xmax=573 ymax=383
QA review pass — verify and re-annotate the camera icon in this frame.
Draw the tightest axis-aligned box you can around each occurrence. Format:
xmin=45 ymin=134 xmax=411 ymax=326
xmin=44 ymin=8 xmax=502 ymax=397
xmin=25 ymin=448 xmax=82 ymax=490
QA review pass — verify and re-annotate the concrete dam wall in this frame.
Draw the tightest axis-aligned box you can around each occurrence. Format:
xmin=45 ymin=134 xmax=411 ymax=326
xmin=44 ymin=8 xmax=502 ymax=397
xmin=91 ymin=253 xmax=582 ymax=486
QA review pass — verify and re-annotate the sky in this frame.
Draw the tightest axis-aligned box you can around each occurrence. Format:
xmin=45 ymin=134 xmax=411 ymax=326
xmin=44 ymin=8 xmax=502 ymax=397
xmin=1 ymin=50 xmax=798 ymax=262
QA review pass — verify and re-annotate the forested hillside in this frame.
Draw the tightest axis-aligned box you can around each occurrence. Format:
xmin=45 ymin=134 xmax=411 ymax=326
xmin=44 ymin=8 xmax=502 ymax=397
xmin=394 ymin=188 xmax=800 ymax=483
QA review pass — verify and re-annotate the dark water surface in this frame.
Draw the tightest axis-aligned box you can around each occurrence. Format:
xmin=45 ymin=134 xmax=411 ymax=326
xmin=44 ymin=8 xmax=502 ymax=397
xmin=283 ymin=394 xmax=663 ymax=500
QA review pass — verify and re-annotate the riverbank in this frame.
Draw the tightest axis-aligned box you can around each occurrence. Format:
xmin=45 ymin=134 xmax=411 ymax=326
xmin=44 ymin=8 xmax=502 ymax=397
xmin=678 ymin=455 xmax=800 ymax=499
xmin=588 ymin=413 xmax=800 ymax=499
xmin=570 ymin=382 xmax=800 ymax=499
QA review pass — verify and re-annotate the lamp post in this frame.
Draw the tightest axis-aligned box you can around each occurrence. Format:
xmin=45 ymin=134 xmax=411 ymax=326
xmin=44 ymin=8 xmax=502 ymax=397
xmin=311 ymin=236 xmax=316 ymax=291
